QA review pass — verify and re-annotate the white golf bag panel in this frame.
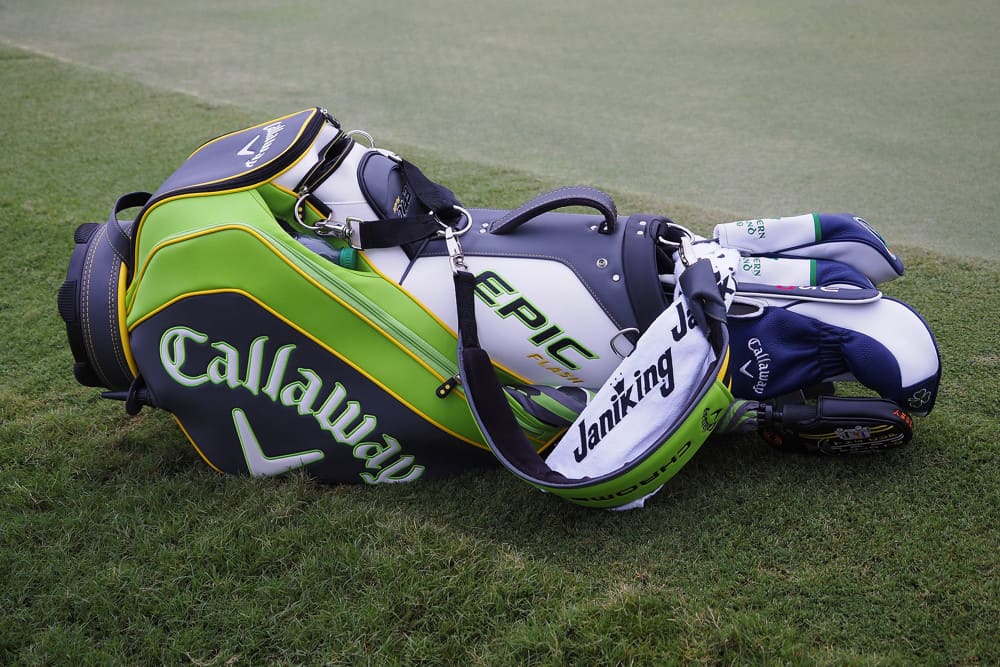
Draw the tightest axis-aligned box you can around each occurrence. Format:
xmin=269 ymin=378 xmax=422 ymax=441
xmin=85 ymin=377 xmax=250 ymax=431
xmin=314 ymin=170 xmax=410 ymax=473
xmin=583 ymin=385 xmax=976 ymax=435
xmin=383 ymin=252 xmax=626 ymax=387
xmin=291 ymin=142 xmax=666 ymax=390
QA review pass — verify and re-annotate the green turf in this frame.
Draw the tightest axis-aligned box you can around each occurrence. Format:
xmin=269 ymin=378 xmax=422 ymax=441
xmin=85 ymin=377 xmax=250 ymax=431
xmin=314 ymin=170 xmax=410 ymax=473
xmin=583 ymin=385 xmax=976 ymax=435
xmin=2 ymin=43 xmax=999 ymax=665
xmin=1 ymin=0 xmax=999 ymax=259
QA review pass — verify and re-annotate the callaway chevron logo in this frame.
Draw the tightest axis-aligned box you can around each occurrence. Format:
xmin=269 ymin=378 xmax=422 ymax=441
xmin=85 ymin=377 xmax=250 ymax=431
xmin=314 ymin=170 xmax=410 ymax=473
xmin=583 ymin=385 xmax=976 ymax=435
xmin=232 ymin=407 xmax=324 ymax=476
xmin=240 ymin=121 xmax=286 ymax=169
xmin=158 ymin=326 xmax=424 ymax=484
xmin=237 ymin=135 xmax=259 ymax=157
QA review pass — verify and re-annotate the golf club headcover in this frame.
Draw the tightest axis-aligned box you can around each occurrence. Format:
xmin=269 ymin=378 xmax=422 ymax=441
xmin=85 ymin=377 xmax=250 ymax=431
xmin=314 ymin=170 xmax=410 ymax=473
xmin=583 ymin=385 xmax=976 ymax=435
xmin=732 ymin=255 xmax=878 ymax=291
xmin=714 ymin=213 xmax=904 ymax=285
xmin=687 ymin=211 xmax=939 ymax=416
xmin=716 ymin=394 xmax=916 ymax=455
xmin=726 ymin=293 xmax=940 ymax=416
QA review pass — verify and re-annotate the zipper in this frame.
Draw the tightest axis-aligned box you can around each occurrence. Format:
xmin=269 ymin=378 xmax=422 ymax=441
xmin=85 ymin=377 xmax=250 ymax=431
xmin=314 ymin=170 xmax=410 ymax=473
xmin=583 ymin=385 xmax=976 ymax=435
xmin=306 ymin=252 xmax=566 ymax=442
xmin=436 ymin=375 xmax=461 ymax=398
xmin=292 ymin=247 xmax=462 ymax=388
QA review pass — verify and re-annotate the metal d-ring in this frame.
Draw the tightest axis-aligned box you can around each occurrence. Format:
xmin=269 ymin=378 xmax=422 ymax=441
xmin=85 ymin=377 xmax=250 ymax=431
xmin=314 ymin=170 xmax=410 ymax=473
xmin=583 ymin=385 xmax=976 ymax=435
xmin=292 ymin=191 xmax=325 ymax=230
xmin=610 ymin=328 xmax=640 ymax=358
xmin=655 ymin=221 xmax=697 ymax=250
xmin=345 ymin=129 xmax=376 ymax=148
xmin=436 ymin=205 xmax=473 ymax=237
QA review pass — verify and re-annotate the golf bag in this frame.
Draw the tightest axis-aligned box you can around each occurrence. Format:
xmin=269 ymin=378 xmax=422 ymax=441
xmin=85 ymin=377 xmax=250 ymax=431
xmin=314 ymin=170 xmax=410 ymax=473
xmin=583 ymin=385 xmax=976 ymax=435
xmin=58 ymin=107 xmax=941 ymax=509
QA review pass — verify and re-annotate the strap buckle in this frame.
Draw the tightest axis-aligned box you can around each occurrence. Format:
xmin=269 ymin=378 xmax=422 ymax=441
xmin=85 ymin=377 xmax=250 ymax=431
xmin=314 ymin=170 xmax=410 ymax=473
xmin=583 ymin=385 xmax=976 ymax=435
xmin=444 ymin=225 xmax=466 ymax=273
xmin=314 ymin=216 xmax=363 ymax=248
xmin=438 ymin=206 xmax=473 ymax=274
xmin=291 ymin=188 xmax=363 ymax=248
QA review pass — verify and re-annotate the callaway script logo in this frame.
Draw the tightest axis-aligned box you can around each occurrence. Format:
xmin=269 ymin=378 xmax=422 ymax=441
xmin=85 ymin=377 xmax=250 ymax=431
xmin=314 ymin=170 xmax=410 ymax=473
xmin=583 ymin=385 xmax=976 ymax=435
xmin=159 ymin=326 xmax=424 ymax=484
xmin=238 ymin=121 xmax=286 ymax=169
xmin=742 ymin=337 xmax=772 ymax=396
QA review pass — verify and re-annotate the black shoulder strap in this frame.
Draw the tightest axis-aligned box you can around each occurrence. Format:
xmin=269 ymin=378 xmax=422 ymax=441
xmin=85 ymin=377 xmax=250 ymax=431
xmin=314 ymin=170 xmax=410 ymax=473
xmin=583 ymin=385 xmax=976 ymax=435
xmin=450 ymin=253 xmax=734 ymax=509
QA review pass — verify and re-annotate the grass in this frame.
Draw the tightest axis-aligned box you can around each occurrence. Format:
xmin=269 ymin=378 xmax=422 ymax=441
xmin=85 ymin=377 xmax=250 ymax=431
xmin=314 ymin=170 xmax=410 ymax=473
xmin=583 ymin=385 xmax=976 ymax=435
xmin=2 ymin=43 xmax=998 ymax=665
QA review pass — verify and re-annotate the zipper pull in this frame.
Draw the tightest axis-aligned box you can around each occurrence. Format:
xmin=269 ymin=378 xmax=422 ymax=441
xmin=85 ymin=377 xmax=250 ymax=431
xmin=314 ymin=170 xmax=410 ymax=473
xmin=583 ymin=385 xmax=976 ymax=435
xmin=318 ymin=107 xmax=339 ymax=127
xmin=436 ymin=375 xmax=461 ymax=398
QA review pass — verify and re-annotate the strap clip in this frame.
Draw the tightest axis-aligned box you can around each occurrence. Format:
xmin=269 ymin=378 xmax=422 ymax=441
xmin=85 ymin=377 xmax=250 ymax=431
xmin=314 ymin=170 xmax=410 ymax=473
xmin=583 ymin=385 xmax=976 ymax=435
xmin=445 ymin=225 xmax=467 ymax=274
xmin=316 ymin=216 xmax=363 ymax=248
xmin=438 ymin=205 xmax=472 ymax=274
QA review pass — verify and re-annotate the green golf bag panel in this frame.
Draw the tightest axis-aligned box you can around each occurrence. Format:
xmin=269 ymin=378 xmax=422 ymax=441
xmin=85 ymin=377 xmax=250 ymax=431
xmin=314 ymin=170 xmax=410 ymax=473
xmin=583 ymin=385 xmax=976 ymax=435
xmin=125 ymin=186 xmax=567 ymax=481
xmin=108 ymin=104 xmax=575 ymax=482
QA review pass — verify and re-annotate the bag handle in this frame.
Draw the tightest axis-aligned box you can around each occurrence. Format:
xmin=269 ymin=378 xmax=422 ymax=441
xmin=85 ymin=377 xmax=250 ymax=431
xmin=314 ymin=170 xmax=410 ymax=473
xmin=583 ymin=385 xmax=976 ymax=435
xmin=489 ymin=186 xmax=618 ymax=235
xmin=106 ymin=191 xmax=151 ymax=274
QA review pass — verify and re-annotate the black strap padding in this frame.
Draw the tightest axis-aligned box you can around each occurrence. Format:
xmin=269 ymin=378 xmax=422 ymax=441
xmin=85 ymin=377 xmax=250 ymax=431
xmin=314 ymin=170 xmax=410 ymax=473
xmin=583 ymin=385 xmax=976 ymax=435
xmin=490 ymin=186 xmax=618 ymax=235
xmin=340 ymin=159 xmax=464 ymax=249
xmin=455 ymin=270 xmax=570 ymax=484
xmin=355 ymin=214 xmax=444 ymax=248
xmin=455 ymin=269 xmax=481 ymax=345
xmin=678 ymin=258 xmax=728 ymax=338
xmin=107 ymin=191 xmax=151 ymax=272
xmin=400 ymin=160 xmax=462 ymax=224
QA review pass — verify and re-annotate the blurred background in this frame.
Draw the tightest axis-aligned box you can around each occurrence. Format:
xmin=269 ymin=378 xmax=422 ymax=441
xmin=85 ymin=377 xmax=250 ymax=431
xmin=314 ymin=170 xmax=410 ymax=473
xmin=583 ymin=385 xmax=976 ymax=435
xmin=3 ymin=0 xmax=997 ymax=257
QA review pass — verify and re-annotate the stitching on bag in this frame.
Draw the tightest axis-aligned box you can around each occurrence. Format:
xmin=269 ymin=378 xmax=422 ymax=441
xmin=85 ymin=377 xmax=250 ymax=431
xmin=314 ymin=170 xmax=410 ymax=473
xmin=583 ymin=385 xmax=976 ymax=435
xmin=81 ymin=225 xmax=130 ymax=385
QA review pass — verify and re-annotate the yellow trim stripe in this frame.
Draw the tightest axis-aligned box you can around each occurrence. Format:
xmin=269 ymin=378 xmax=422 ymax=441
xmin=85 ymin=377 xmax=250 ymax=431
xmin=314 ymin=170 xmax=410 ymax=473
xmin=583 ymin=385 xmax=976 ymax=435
xmin=132 ymin=286 xmax=491 ymax=452
xmin=133 ymin=109 xmax=321 ymax=246
xmin=130 ymin=225 xmax=451 ymax=385
xmin=173 ymin=415 xmax=226 ymax=474
xmin=117 ymin=263 xmax=139 ymax=377
xmin=716 ymin=346 xmax=731 ymax=381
